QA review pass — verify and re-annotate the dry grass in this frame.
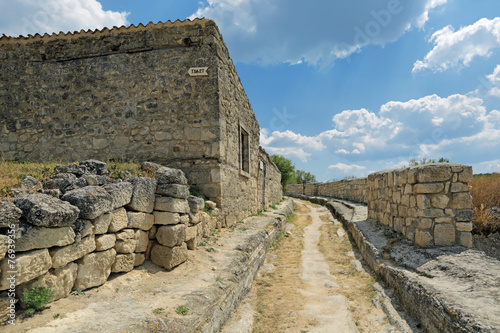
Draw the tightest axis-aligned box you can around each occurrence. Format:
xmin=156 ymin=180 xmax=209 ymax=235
xmin=0 ymin=158 xmax=152 ymax=198
xmin=470 ymin=173 xmax=500 ymax=235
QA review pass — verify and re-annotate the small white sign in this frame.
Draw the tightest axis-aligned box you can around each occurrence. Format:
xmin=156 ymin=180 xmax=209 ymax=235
xmin=188 ymin=67 xmax=209 ymax=77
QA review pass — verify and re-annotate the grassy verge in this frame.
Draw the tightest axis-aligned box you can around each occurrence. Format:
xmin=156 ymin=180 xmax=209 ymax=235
xmin=470 ymin=173 xmax=500 ymax=235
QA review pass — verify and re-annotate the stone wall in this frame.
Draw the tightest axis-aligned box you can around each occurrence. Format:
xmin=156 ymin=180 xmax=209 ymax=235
xmin=257 ymin=147 xmax=283 ymax=211
xmin=287 ymin=163 xmax=473 ymax=248
xmin=367 ymin=164 xmax=473 ymax=247
xmin=0 ymin=19 xmax=282 ymax=227
xmin=0 ymin=160 xmax=219 ymax=319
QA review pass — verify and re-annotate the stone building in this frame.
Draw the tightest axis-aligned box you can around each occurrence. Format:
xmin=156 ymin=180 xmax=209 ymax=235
xmin=0 ymin=18 xmax=282 ymax=226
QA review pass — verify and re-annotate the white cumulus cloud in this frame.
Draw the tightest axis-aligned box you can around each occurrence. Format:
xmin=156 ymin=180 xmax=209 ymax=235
xmin=328 ymin=163 xmax=366 ymax=173
xmin=191 ymin=0 xmax=445 ymax=66
xmin=413 ymin=17 xmax=500 ymax=72
xmin=0 ymin=0 xmax=129 ymax=37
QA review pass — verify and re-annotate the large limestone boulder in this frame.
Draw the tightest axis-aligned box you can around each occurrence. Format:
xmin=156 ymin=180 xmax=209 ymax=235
xmin=0 ymin=249 xmax=52 ymax=290
xmin=50 ymin=236 xmax=96 ymax=268
xmin=0 ymin=200 xmax=22 ymax=228
xmin=95 ymin=234 xmax=116 ymax=251
xmin=155 ymin=184 xmax=189 ymax=199
xmin=156 ymin=224 xmax=186 ymax=248
xmin=127 ymin=212 xmax=154 ymax=230
xmin=79 ymin=159 xmax=108 ymax=175
xmin=74 ymin=248 xmax=116 ymax=290
xmin=134 ymin=253 xmax=146 ymax=267
xmin=14 ymin=194 xmax=80 ymax=227
xmin=43 ymin=173 xmax=78 ymax=193
xmin=93 ymin=212 xmax=113 ymax=234
xmin=16 ymin=262 xmax=78 ymax=302
xmin=126 ymin=177 xmax=157 ymax=213
xmin=103 ymin=182 xmax=133 ymax=209
xmin=154 ymin=197 xmax=190 ymax=213
xmin=114 ymin=239 xmax=137 ymax=254
xmin=111 ymin=253 xmax=135 ymax=273
xmin=155 ymin=167 xmax=188 ymax=185
xmin=62 ymin=186 xmax=113 ymax=219
xmin=187 ymin=196 xmax=204 ymax=214
xmin=115 ymin=229 xmax=135 ymax=240
xmin=72 ymin=219 xmax=94 ymax=241
xmin=108 ymin=208 xmax=128 ymax=232
xmin=150 ymin=243 xmax=188 ymax=270
xmin=0 ymin=291 xmax=16 ymax=324
xmin=134 ymin=230 xmax=149 ymax=252
xmin=54 ymin=163 xmax=88 ymax=177
xmin=16 ymin=223 xmax=75 ymax=252
xmin=154 ymin=211 xmax=180 ymax=225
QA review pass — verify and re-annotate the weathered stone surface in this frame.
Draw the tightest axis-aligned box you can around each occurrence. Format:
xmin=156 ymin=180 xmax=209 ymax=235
xmin=116 ymin=229 xmax=135 ymax=240
xmin=127 ymin=211 xmax=154 ymax=230
xmin=54 ymin=163 xmax=87 ymax=177
xmin=431 ymin=195 xmax=450 ymax=209
xmin=185 ymin=226 xmax=198 ymax=242
xmin=43 ymin=189 xmax=62 ymax=198
xmin=0 ymin=200 xmax=22 ymax=228
xmin=455 ymin=209 xmax=473 ymax=221
xmin=154 ymin=196 xmax=190 ymax=213
xmin=135 ymin=230 xmax=149 ymax=252
xmin=187 ymin=195 xmax=204 ymax=214
xmin=415 ymin=230 xmax=433 ymax=247
xmin=103 ymin=182 xmax=134 ymax=209
xmin=149 ymin=225 xmax=158 ymax=239
xmin=62 ymin=186 xmax=113 ymax=219
xmin=156 ymin=224 xmax=186 ymax=247
xmin=14 ymin=194 xmax=80 ymax=227
xmin=205 ymin=200 xmax=217 ymax=209
xmin=111 ymin=253 xmax=135 ymax=273
xmin=155 ymin=184 xmax=189 ymax=198
xmin=457 ymin=232 xmax=472 ymax=248
xmin=74 ymin=248 xmax=116 ymax=290
xmin=72 ymin=219 xmax=94 ymax=240
xmin=154 ymin=211 xmax=180 ymax=225
xmin=450 ymin=193 xmax=473 ymax=209
xmin=413 ymin=183 xmax=444 ymax=194
xmin=0 ymin=291 xmax=16 ymax=324
xmin=434 ymin=224 xmax=455 ymax=246
xmin=0 ymin=235 xmax=7 ymax=261
xmin=150 ymin=243 xmax=188 ymax=270
xmin=450 ymin=182 xmax=470 ymax=193
xmin=93 ymin=212 xmax=113 ymax=234
xmin=108 ymin=208 xmax=128 ymax=232
xmin=0 ymin=249 xmax=52 ymax=290
xmin=155 ymin=167 xmax=188 ymax=185
xmin=50 ymin=236 xmax=96 ymax=268
xmin=16 ymin=262 xmax=78 ymax=302
xmin=126 ymin=177 xmax=157 ymax=213
xmin=456 ymin=222 xmax=473 ymax=232
xmin=43 ymin=173 xmax=78 ymax=193
xmin=417 ymin=164 xmax=452 ymax=183
xmin=458 ymin=166 xmax=473 ymax=182
xmin=134 ymin=253 xmax=145 ymax=266
xmin=114 ymin=239 xmax=138 ymax=254
xmin=95 ymin=234 xmax=116 ymax=251
xmin=79 ymin=159 xmax=109 ymax=175
xmin=16 ymin=224 xmax=75 ymax=252
xmin=179 ymin=214 xmax=190 ymax=224
xmin=141 ymin=161 xmax=163 ymax=174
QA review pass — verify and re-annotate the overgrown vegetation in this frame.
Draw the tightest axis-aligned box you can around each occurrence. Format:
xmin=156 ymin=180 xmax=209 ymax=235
xmin=21 ymin=286 xmax=55 ymax=316
xmin=175 ymin=305 xmax=189 ymax=316
xmin=409 ymin=157 xmax=449 ymax=166
xmin=270 ymin=154 xmax=317 ymax=192
xmin=470 ymin=173 xmax=500 ymax=235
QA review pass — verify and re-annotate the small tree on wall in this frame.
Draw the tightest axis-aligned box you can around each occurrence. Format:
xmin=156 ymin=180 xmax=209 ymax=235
xmin=294 ymin=170 xmax=317 ymax=184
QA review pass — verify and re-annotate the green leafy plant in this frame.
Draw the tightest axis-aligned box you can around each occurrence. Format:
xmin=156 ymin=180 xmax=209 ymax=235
xmin=21 ymin=286 xmax=55 ymax=316
xmin=71 ymin=289 xmax=85 ymax=296
xmin=152 ymin=308 xmax=164 ymax=315
xmin=216 ymin=275 xmax=224 ymax=282
xmin=176 ymin=305 xmax=189 ymax=316
xmin=270 ymin=205 xmax=277 ymax=210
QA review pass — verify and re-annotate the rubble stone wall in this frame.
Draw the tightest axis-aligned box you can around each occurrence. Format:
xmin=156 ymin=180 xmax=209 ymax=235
xmin=0 ymin=161 xmax=220 ymax=321
xmin=286 ymin=178 xmax=368 ymax=203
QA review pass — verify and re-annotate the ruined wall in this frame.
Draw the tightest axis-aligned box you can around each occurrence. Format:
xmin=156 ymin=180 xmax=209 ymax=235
xmin=367 ymin=164 xmax=473 ymax=247
xmin=286 ymin=178 xmax=368 ymax=203
xmin=257 ymin=147 xmax=283 ymax=211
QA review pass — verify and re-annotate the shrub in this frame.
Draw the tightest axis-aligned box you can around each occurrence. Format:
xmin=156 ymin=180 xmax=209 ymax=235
xmin=21 ymin=286 xmax=55 ymax=316
xmin=470 ymin=173 xmax=500 ymax=235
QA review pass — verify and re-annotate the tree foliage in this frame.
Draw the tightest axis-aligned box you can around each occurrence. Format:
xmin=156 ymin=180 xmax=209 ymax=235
xmin=293 ymin=169 xmax=317 ymax=184
xmin=409 ymin=157 xmax=449 ymax=166
xmin=270 ymin=154 xmax=295 ymax=189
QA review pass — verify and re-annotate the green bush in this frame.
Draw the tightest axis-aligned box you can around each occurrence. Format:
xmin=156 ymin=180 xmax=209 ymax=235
xmin=21 ymin=286 xmax=55 ymax=315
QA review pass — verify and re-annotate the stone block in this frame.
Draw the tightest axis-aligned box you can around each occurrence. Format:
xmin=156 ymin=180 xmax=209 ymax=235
xmin=14 ymin=194 xmax=80 ymax=227
xmin=0 ymin=235 xmax=7 ymax=261
xmin=455 ymin=209 xmax=473 ymax=221
xmin=450 ymin=182 xmax=470 ymax=193
xmin=95 ymin=234 xmax=116 ymax=251
xmin=431 ymin=195 xmax=450 ymax=209
xmin=108 ymin=208 xmax=128 ymax=232
xmin=417 ymin=164 xmax=452 ymax=183
xmin=43 ymin=173 xmax=78 ymax=193
xmin=416 ymin=195 xmax=430 ymax=210
xmin=155 ymin=184 xmax=189 ymax=199
xmin=413 ymin=183 xmax=444 ymax=194
xmin=457 ymin=232 xmax=472 ymax=248
xmin=149 ymin=225 xmax=158 ymax=239
xmin=156 ymin=224 xmax=186 ymax=247
xmin=435 ymin=217 xmax=452 ymax=224
xmin=150 ymin=243 xmax=188 ymax=270
xmin=421 ymin=209 xmax=445 ymax=218
xmin=205 ymin=200 xmax=217 ymax=209
xmin=415 ymin=230 xmax=433 ymax=248
xmin=434 ymin=224 xmax=455 ymax=246
xmin=62 ymin=186 xmax=113 ymax=219
xmin=126 ymin=177 xmax=157 ymax=213
xmin=407 ymin=169 xmax=417 ymax=184
xmin=93 ymin=212 xmax=113 ymax=234
xmin=103 ymin=182 xmax=134 ymax=209
xmin=456 ymin=222 xmax=473 ymax=232
xmin=418 ymin=218 xmax=433 ymax=229
xmin=154 ymin=211 xmax=180 ymax=225
xmin=127 ymin=211 xmax=154 ymax=230
xmin=72 ymin=219 xmax=94 ymax=240
xmin=0 ymin=200 xmax=22 ymax=228
xmin=74 ymin=248 xmax=116 ymax=290
xmin=458 ymin=166 xmax=473 ymax=182
xmin=135 ymin=230 xmax=149 ymax=252
xmin=405 ymin=227 xmax=415 ymax=242
xmin=16 ymin=262 xmax=78 ymax=302
xmin=114 ymin=239 xmax=138 ymax=254
xmin=187 ymin=195 xmax=205 ymax=214
xmin=134 ymin=253 xmax=146 ymax=267
xmin=0 ymin=249 xmax=52 ymax=290
xmin=185 ymin=226 xmax=198 ymax=242
xmin=16 ymin=224 xmax=75 ymax=252
xmin=156 ymin=167 xmax=188 ymax=185
xmin=154 ymin=196 xmax=190 ymax=213
xmin=116 ymin=229 xmax=135 ymax=240
xmin=50 ymin=235 xmax=96 ymax=268
xmin=450 ymin=193 xmax=473 ymax=209
xmin=111 ymin=253 xmax=135 ymax=273
xmin=54 ymin=163 xmax=87 ymax=177
xmin=394 ymin=217 xmax=404 ymax=233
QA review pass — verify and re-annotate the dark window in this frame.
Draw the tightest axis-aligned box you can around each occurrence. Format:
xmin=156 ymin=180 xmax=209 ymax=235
xmin=240 ymin=127 xmax=249 ymax=173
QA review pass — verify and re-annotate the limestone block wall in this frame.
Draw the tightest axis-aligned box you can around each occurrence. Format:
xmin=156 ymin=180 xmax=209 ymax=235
xmin=0 ymin=160 xmax=219 ymax=318
xmin=286 ymin=178 xmax=368 ymax=203
xmin=367 ymin=164 xmax=473 ymax=247
xmin=257 ymin=148 xmax=283 ymax=210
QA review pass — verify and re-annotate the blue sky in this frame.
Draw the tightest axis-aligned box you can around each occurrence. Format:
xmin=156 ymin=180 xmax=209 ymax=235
xmin=1 ymin=0 xmax=499 ymax=181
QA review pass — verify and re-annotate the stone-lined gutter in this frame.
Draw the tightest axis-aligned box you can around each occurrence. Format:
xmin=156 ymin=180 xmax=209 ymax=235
xmin=289 ymin=194 xmax=500 ymax=333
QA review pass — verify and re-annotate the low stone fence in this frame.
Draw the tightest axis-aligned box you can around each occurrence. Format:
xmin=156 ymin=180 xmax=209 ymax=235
xmin=0 ymin=160 xmax=219 ymax=318
xmin=287 ymin=163 xmax=474 ymax=248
